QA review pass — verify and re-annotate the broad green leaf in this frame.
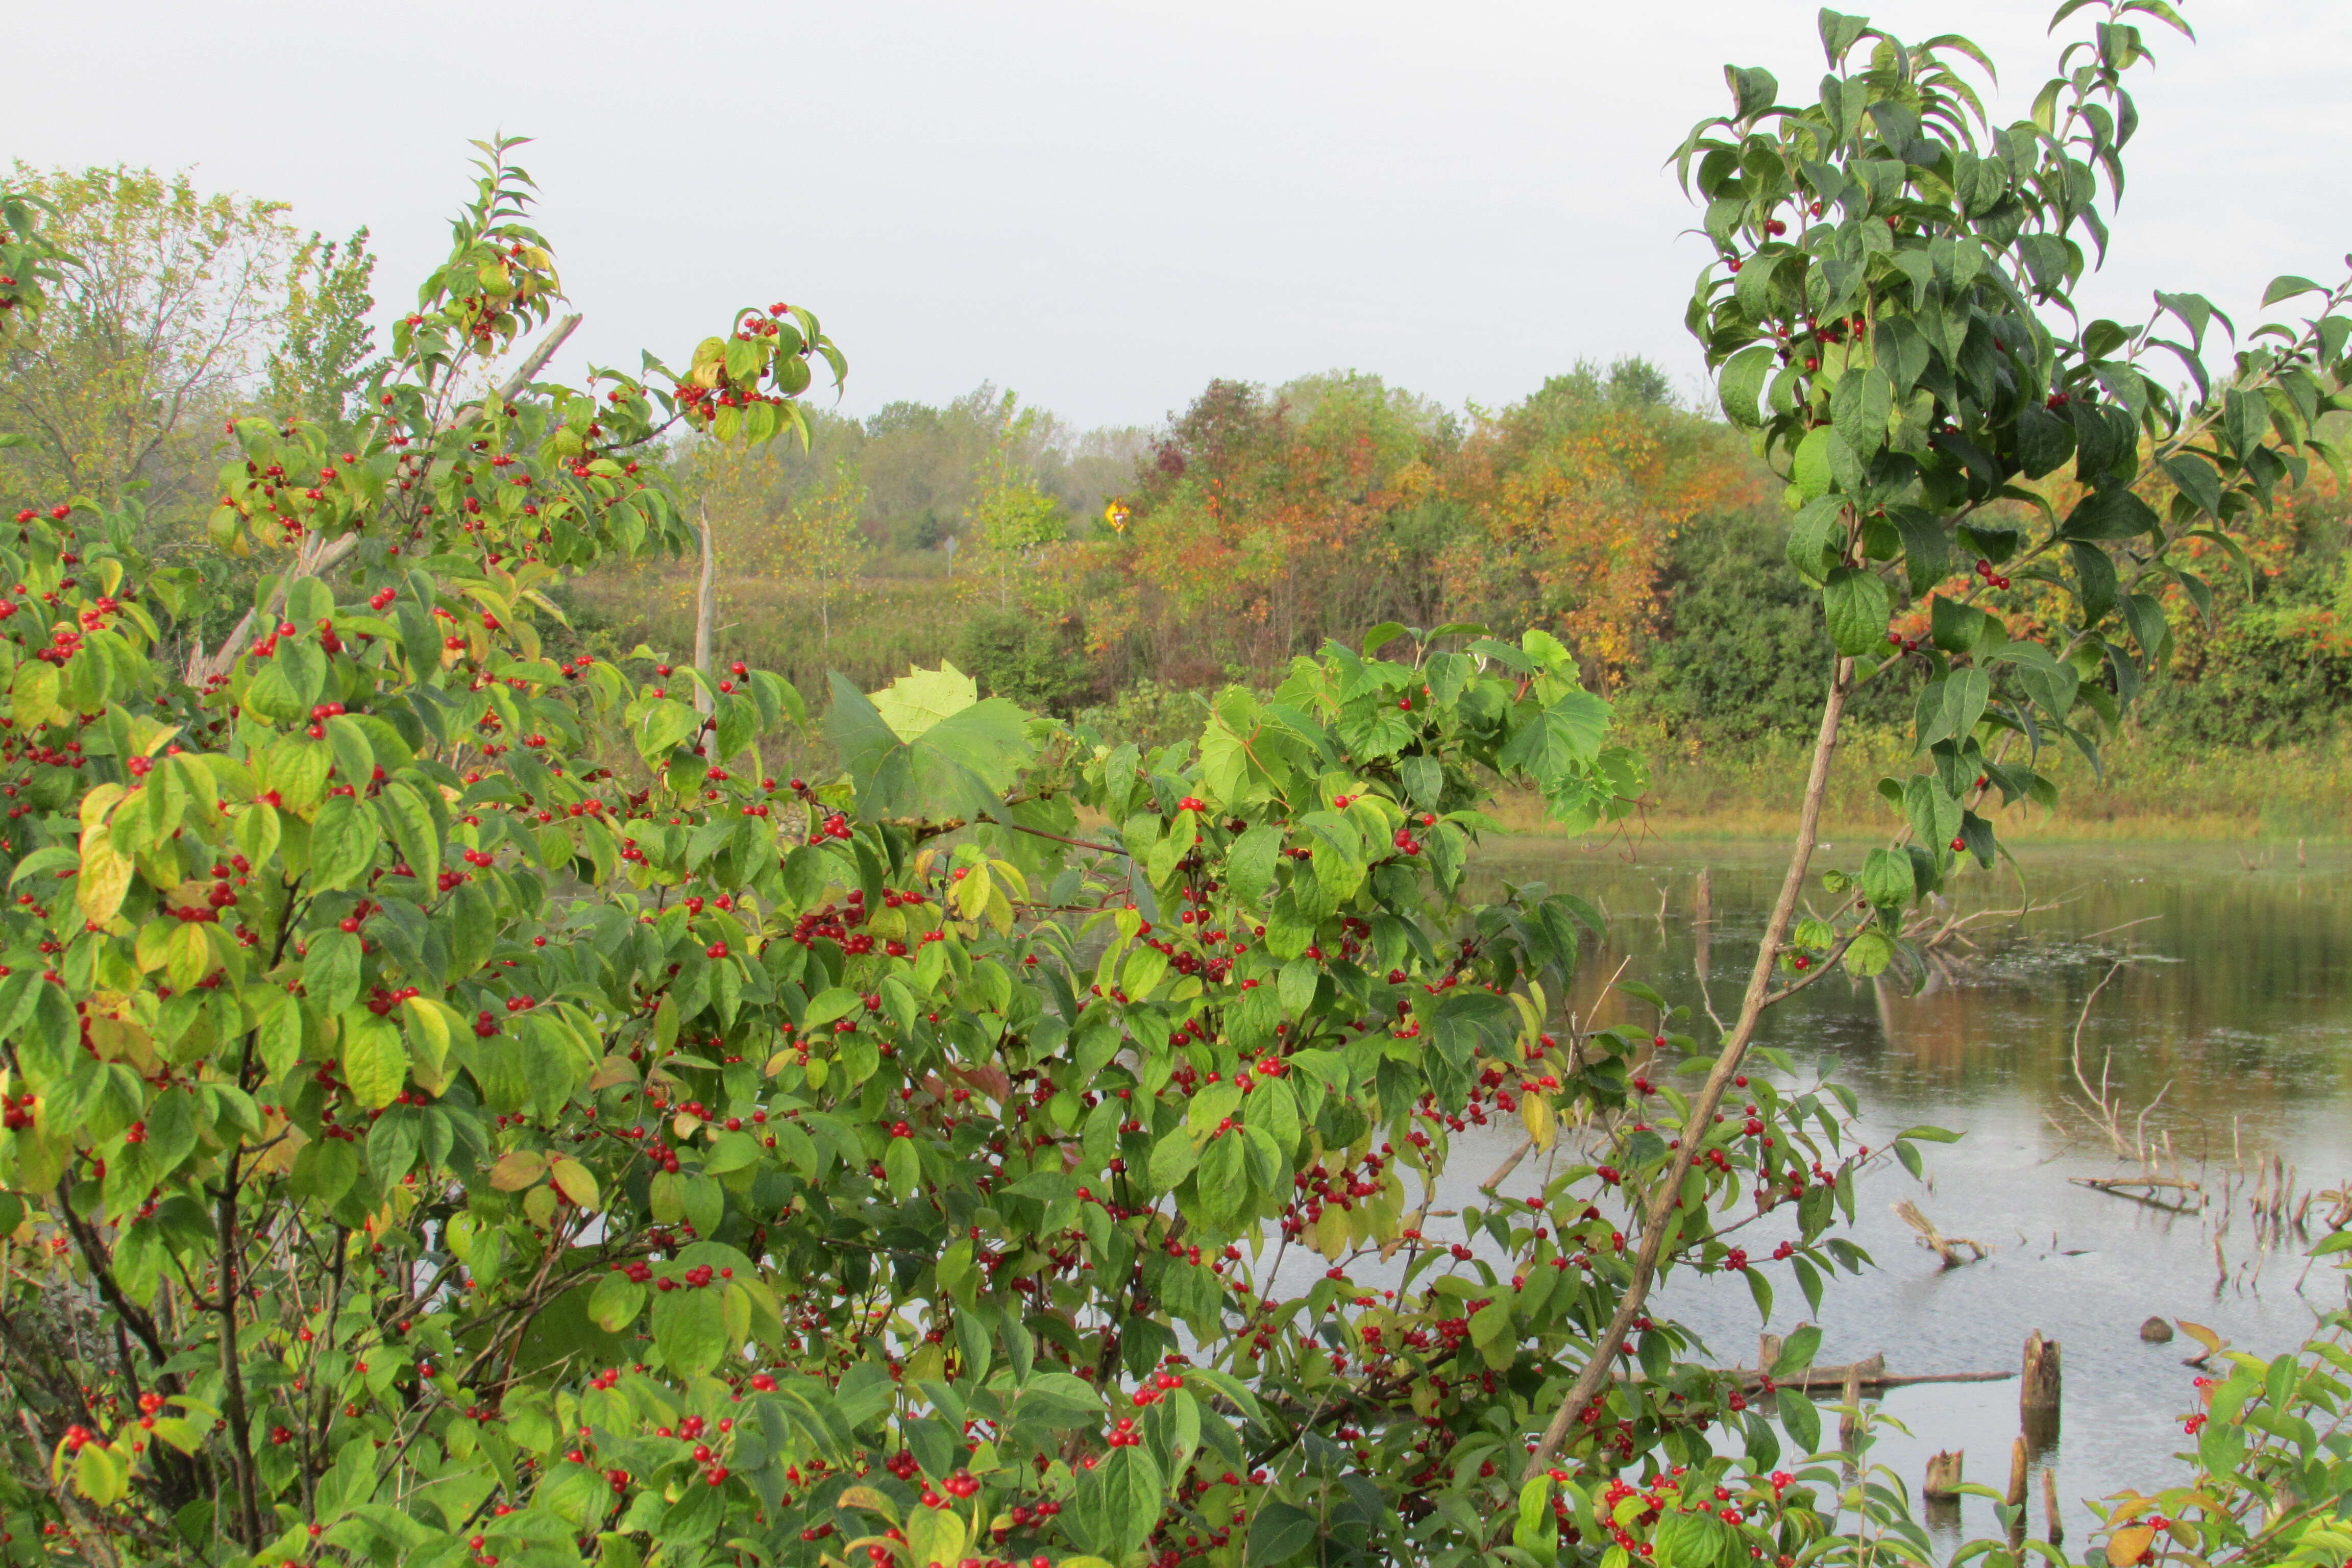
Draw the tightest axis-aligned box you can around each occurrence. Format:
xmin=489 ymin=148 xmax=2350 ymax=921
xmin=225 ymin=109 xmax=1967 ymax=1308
xmin=651 ymin=1281 xmax=726 ymax=1377
xmin=342 ymin=1014 xmax=406 ymax=1110
xmin=1821 ymin=567 xmax=1892 ymax=656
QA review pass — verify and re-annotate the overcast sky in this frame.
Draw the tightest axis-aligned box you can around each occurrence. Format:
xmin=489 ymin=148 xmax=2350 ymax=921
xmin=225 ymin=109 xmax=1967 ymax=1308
xmin=14 ymin=0 xmax=2346 ymax=430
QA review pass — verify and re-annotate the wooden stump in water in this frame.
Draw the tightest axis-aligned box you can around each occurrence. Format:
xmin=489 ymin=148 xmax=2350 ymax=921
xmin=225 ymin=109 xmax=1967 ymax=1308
xmin=2006 ymin=1436 xmax=2028 ymax=1507
xmin=2042 ymin=1467 xmax=2064 ymax=1544
xmin=1924 ymin=1450 xmax=1965 ymax=1498
xmin=1758 ymin=1333 xmax=1783 ymax=1375
xmin=1837 ymin=1363 xmax=1863 ymax=1452
xmin=2021 ymin=1330 xmax=2062 ymax=1416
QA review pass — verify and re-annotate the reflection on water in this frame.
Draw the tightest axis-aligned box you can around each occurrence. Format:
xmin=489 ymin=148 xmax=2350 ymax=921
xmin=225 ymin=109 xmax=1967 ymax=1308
xmin=1465 ymin=839 xmax=2352 ymax=1540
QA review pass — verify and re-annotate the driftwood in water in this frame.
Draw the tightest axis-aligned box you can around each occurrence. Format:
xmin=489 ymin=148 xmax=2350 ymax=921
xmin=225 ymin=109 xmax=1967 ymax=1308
xmin=1894 ymin=1199 xmax=1990 ymax=1267
xmin=2006 ymin=1436 xmax=2029 ymax=1507
xmin=1734 ymin=1352 xmax=2014 ymax=1391
xmin=2069 ymin=1174 xmax=2202 ymax=1214
xmin=1924 ymin=1449 xmax=1965 ymax=1498
xmin=2043 ymin=1468 xmax=2064 ymax=1544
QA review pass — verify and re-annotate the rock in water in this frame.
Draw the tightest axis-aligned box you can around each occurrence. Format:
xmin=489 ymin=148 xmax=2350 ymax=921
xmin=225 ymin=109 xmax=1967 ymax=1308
xmin=2140 ymin=1316 xmax=2175 ymax=1343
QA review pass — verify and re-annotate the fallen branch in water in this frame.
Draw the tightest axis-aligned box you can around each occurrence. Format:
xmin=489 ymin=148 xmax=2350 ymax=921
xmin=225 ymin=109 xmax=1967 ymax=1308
xmin=2070 ymin=1174 xmax=2203 ymax=1214
xmin=1613 ymin=1352 xmax=2014 ymax=1391
xmin=1894 ymin=1199 xmax=1990 ymax=1268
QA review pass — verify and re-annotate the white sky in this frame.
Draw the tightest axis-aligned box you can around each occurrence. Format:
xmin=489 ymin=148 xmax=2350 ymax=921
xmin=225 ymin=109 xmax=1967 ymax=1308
xmin=15 ymin=0 xmax=2347 ymax=430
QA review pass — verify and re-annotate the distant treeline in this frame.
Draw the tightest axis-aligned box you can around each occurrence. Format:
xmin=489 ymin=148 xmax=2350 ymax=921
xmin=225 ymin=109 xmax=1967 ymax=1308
xmin=589 ymin=359 xmax=2352 ymax=760
xmin=4 ymin=161 xmax=2345 ymax=760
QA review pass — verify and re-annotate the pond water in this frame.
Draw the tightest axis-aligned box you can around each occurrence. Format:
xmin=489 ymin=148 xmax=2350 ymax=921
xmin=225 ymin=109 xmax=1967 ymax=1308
xmin=1402 ymin=838 xmax=2351 ymax=1541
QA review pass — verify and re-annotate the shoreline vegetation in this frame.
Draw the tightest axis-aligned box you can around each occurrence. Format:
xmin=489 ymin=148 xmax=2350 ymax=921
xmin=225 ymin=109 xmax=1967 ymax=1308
xmin=1521 ymin=724 xmax=2352 ymax=843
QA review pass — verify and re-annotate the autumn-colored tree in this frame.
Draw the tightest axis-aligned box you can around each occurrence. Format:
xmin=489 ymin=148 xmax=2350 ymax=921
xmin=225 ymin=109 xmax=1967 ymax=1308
xmin=1105 ymin=374 xmax=1455 ymax=680
xmin=1434 ymin=365 xmax=1764 ymax=693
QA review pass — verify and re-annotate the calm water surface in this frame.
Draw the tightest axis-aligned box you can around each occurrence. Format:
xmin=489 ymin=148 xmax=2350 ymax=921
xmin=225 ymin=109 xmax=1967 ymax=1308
xmin=1448 ymin=839 xmax=2352 ymax=1541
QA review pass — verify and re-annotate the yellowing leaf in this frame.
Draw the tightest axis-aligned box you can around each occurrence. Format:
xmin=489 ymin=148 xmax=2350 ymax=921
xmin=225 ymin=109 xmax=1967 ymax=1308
xmin=11 ymin=660 xmax=61 ymax=731
xmin=74 ymin=1441 xmax=126 ymax=1506
xmin=401 ymin=995 xmax=455 ymax=1077
xmin=952 ymin=864 xmax=991 ymax=922
xmin=2107 ymin=1525 xmax=2158 ymax=1566
xmin=2175 ymin=1319 xmax=2225 ymax=1355
xmin=490 ymin=1150 xmax=548 ymax=1191
xmin=1522 ymin=1091 xmax=1556 ymax=1150
xmin=548 ymin=1156 xmax=599 ymax=1210
xmin=76 ymin=840 xmax=135 ymax=926
xmin=79 ymin=781 xmax=126 ymax=832
xmin=341 ymin=1015 xmax=406 ymax=1109
xmin=587 ymin=1055 xmax=639 ymax=1091
xmin=164 ymin=922 xmax=211 ymax=992
xmin=905 ymin=1506 xmax=967 ymax=1568
xmin=1314 ymin=1205 xmax=1349 ymax=1261
xmin=870 ymin=661 xmax=977 ymax=742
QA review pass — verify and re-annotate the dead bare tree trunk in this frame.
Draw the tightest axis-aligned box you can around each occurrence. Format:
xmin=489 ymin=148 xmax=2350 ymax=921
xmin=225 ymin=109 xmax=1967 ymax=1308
xmin=693 ymin=503 xmax=717 ymax=718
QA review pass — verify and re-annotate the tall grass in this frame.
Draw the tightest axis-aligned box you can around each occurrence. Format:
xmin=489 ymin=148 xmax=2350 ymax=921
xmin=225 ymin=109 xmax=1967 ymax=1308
xmin=1591 ymin=719 xmax=2352 ymax=843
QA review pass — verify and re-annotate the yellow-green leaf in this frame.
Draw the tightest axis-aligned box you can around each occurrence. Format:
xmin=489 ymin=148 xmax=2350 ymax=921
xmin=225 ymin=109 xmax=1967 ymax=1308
xmin=490 ymin=1150 xmax=548 ymax=1191
xmin=905 ymin=1507 xmax=966 ymax=1568
xmin=77 ymin=840 xmax=134 ymax=926
xmin=549 ymin=1156 xmax=599 ymax=1210
xmin=10 ymin=660 xmax=60 ymax=731
xmin=342 ymin=1014 xmax=407 ymax=1110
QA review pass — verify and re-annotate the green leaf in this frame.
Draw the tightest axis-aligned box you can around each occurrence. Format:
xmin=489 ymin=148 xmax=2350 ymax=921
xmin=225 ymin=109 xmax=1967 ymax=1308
xmin=1780 ymin=1387 xmax=1822 ymax=1454
xmin=1224 ymin=826 xmax=1282 ymax=907
xmin=884 ymin=1136 xmax=920 ymax=1198
xmin=1718 ymin=344 xmax=1777 ymax=427
xmin=1860 ymin=848 xmax=1914 ymax=909
xmin=1248 ymin=1502 xmax=1320 ymax=1567
xmin=1016 ymin=1370 xmax=1104 ymax=1426
xmin=1791 ymin=426 xmax=1855 ymax=502
xmin=2261 ymin=274 xmax=2323 ymax=308
xmin=1822 ymin=567 xmax=1892 ymax=655
xmin=650 ymin=1281 xmax=726 ymax=1377
xmin=308 ymin=929 xmax=363 ymax=1017
xmin=1830 ymin=367 xmax=1893 ymax=456
xmin=1772 ymin=1324 xmax=1823 ymax=1377
xmin=1928 ymin=595 xmax=1990 ymax=654
xmin=309 ymin=794 xmax=380 ymax=891
xmin=1080 ymin=1442 xmax=1164 ymax=1561
xmin=1149 ymin=1129 xmax=1200 ymax=1191
xmin=1784 ymin=497 xmax=1847 ymax=586
xmin=634 ymin=698 xmax=700 ymax=761
xmin=379 ymin=780 xmax=442 ymax=892
xmin=2014 ymin=402 xmax=2075 ymax=478
xmin=1499 ymin=690 xmax=1611 ymax=780
xmin=1398 ymin=754 xmax=1442 ymax=807
xmin=587 ymin=1273 xmax=646 ymax=1332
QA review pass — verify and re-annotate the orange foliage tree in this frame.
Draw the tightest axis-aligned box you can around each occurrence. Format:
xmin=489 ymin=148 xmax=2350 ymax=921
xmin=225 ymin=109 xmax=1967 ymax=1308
xmin=1093 ymin=364 xmax=1768 ymax=690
